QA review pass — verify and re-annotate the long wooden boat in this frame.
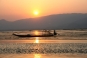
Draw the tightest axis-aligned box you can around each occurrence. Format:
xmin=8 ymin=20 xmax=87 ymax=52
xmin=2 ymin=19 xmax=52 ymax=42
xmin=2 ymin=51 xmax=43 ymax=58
xmin=13 ymin=30 xmax=57 ymax=37
xmin=13 ymin=33 xmax=54 ymax=37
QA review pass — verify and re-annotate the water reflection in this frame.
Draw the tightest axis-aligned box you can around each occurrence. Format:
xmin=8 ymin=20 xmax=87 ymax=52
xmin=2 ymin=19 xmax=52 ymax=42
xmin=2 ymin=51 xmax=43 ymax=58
xmin=34 ymin=37 xmax=39 ymax=43
xmin=35 ymin=31 xmax=39 ymax=35
xmin=34 ymin=54 xmax=41 ymax=58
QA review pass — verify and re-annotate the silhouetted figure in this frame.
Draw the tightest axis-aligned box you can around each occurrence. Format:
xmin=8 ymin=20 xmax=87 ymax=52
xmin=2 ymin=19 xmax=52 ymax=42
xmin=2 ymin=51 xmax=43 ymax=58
xmin=54 ymin=30 xmax=57 ymax=35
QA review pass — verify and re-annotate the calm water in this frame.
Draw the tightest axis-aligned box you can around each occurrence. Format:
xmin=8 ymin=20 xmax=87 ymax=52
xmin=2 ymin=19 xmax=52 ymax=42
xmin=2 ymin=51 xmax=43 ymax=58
xmin=0 ymin=30 xmax=87 ymax=58
xmin=0 ymin=54 xmax=87 ymax=58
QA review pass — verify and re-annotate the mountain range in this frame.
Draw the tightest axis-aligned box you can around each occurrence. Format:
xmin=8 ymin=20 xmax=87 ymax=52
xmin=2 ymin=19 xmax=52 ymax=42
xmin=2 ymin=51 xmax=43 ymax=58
xmin=0 ymin=13 xmax=87 ymax=31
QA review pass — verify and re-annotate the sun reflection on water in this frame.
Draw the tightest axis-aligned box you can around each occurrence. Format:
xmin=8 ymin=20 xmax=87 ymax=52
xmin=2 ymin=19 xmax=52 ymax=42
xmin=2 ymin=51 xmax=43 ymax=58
xmin=35 ymin=31 xmax=39 ymax=35
xmin=34 ymin=54 xmax=41 ymax=58
xmin=34 ymin=37 xmax=39 ymax=43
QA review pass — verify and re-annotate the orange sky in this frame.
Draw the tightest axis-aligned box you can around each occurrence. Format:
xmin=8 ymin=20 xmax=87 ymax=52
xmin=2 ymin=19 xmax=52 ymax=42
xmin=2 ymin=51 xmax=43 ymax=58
xmin=0 ymin=0 xmax=87 ymax=21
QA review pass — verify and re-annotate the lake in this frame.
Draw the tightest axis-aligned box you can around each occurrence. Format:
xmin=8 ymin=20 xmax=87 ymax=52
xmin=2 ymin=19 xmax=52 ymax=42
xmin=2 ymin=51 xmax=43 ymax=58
xmin=0 ymin=30 xmax=87 ymax=58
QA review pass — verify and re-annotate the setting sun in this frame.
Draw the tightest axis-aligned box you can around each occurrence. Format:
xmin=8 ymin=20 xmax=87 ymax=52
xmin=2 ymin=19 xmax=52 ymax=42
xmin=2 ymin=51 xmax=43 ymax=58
xmin=34 ymin=10 xmax=39 ymax=15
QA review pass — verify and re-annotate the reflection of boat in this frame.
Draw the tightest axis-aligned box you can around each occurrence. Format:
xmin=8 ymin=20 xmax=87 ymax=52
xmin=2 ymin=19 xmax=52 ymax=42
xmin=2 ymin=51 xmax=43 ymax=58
xmin=13 ymin=30 xmax=57 ymax=37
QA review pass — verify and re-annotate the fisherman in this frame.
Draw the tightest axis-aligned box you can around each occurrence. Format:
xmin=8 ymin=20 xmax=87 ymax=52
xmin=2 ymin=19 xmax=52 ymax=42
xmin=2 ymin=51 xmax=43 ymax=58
xmin=53 ymin=30 xmax=57 ymax=35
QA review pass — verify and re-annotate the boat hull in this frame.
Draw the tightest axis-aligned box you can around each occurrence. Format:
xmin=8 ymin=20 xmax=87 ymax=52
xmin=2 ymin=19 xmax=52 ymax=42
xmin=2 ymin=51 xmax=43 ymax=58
xmin=13 ymin=33 xmax=54 ymax=37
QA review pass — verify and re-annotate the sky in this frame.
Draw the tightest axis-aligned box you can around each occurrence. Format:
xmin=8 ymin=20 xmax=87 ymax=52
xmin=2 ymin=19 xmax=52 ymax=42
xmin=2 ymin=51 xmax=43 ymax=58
xmin=0 ymin=0 xmax=87 ymax=21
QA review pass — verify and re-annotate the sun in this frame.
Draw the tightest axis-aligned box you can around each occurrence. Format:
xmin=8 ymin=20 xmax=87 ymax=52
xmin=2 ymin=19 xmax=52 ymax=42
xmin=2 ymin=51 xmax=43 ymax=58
xmin=34 ymin=10 xmax=39 ymax=15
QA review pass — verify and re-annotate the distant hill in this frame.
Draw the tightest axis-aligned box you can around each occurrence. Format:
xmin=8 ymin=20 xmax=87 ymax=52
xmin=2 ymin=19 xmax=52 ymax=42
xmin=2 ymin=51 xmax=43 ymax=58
xmin=0 ymin=13 xmax=87 ymax=31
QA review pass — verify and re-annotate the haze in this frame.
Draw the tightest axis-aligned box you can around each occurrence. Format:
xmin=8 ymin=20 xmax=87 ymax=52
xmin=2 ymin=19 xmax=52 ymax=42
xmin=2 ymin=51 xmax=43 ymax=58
xmin=0 ymin=0 xmax=87 ymax=21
